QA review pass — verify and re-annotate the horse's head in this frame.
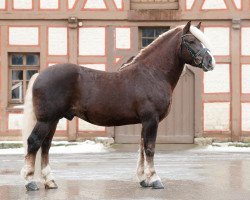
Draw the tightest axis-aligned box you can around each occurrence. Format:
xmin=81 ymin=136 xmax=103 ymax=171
xmin=180 ymin=21 xmax=216 ymax=72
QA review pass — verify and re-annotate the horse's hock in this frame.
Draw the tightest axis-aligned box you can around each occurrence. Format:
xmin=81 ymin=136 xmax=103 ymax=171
xmin=115 ymin=67 xmax=195 ymax=144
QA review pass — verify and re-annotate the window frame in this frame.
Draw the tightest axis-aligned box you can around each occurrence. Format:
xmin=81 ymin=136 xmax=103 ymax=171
xmin=139 ymin=26 xmax=170 ymax=49
xmin=130 ymin=0 xmax=179 ymax=10
xmin=8 ymin=53 xmax=40 ymax=105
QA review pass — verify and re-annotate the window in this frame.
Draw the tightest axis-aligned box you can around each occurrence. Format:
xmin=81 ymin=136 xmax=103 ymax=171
xmin=131 ymin=0 xmax=179 ymax=10
xmin=9 ymin=53 xmax=39 ymax=104
xmin=139 ymin=27 xmax=169 ymax=49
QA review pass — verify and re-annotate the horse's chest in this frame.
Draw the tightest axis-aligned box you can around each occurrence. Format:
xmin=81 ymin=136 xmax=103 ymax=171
xmin=153 ymin=89 xmax=172 ymax=121
xmin=159 ymin=97 xmax=172 ymax=121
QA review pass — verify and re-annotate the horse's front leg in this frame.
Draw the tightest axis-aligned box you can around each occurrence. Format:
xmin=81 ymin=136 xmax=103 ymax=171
xmin=136 ymin=134 xmax=145 ymax=183
xmin=139 ymin=118 xmax=164 ymax=189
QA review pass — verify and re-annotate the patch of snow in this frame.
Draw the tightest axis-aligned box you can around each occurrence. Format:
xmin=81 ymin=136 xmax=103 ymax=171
xmin=199 ymin=142 xmax=250 ymax=153
xmin=50 ymin=140 xmax=108 ymax=154
xmin=0 ymin=141 xmax=22 ymax=144
xmin=0 ymin=148 xmax=24 ymax=155
xmin=0 ymin=140 xmax=108 ymax=155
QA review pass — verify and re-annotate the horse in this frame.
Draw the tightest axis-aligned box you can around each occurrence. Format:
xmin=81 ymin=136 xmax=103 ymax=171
xmin=21 ymin=21 xmax=215 ymax=191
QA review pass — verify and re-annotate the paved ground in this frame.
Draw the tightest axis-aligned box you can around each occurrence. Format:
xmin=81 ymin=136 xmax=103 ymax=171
xmin=0 ymin=144 xmax=250 ymax=200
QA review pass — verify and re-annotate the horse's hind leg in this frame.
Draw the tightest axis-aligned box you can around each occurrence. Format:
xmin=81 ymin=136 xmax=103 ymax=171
xmin=140 ymin=118 xmax=164 ymax=189
xmin=41 ymin=120 xmax=58 ymax=189
xmin=21 ymin=121 xmax=53 ymax=191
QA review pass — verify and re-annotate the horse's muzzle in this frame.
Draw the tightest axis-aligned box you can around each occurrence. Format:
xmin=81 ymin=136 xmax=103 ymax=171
xmin=202 ymin=64 xmax=214 ymax=72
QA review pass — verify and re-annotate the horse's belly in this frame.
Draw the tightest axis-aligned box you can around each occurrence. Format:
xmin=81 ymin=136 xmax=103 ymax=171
xmin=76 ymin=105 xmax=140 ymax=127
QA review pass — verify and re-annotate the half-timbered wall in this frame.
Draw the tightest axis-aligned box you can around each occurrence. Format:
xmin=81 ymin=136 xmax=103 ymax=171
xmin=0 ymin=0 xmax=250 ymax=142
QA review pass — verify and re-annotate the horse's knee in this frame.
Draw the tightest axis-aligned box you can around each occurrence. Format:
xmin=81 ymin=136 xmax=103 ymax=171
xmin=145 ymin=148 xmax=155 ymax=157
xmin=27 ymin=134 xmax=42 ymax=153
xmin=27 ymin=121 xmax=52 ymax=153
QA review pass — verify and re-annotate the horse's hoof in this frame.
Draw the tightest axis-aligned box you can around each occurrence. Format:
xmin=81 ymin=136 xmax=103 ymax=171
xmin=25 ymin=181 xmax=39 ymax=191
xmin=140 ymin=180 xmax=149 ymax=188
xmin=45 ymin=180 xmax=58 ymax=189
xmin=151 ymin=180 xmax=164 ymax=189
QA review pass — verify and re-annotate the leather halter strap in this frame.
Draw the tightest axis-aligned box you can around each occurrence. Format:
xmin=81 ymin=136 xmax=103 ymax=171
xmin=181 ymin=34 xmax=210 ymax=69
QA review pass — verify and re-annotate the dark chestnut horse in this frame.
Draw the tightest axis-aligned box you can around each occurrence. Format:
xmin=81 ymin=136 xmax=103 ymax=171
xmin=21 ymin=21 xmax=215 ymax=191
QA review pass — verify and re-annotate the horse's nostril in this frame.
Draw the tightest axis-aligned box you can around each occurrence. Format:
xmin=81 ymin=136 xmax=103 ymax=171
xmin=209 ymin=59 xmax=212 ymax=64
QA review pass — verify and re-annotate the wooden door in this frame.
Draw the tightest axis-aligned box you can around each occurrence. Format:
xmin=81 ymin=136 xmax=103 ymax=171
xmin=115 ymin=67 xmax=195 ymax=143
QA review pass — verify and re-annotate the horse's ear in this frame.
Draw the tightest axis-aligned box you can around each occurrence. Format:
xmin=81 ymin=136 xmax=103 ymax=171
xmin=196 ymin=22 xmax=202 ymax=29
xmin=183 ymin=21 xmax=191 ymax=34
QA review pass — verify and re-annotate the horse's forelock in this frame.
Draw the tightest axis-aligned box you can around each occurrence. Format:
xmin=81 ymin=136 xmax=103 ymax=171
xmin=189 ymin=26 xmax=212 ymax=52
xmin=189 ymin=26 xmax=216 ymax=67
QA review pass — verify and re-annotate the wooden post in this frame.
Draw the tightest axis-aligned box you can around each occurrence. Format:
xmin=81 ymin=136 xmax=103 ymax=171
xmin=231 ymin=19 xmax=241 ymax=141
xmin=67 ymin=20 xmax=78 ymax=141
xmin=0 ymin=26 xmax=8 ymax=135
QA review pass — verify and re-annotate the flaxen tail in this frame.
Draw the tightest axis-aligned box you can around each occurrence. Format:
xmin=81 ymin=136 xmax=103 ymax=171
xmin=22 ymin=73 xmax=41 ymax=179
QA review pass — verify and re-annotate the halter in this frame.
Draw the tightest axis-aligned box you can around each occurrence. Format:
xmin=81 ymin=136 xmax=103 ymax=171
xmin=181 ymin=34 xmax=210 ymax=69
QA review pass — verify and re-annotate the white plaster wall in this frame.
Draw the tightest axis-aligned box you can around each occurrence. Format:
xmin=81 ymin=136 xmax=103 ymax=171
xmin=242 ymin=103 xmax=250 ymax=131
xmin=242 ymin=65 xmax=250 ymax=93
xmin=204 ymin=27 xmax=229 ymax=56
xmin=78 ymin=119 xmax=105 ymax=131
xmin=9 ymin=27 xmax=39 ymax=46
xmin=68 ymin=0 xmax=76 ymax=9
xmin=115 ymin=28 xmax=131 ymax=49
xmin=80 ymin=64 xmax=105 ymax=71
xmin=202 ymin=0 xmax=227 ymax=9
xmin=48 ymin=63 xmax=58 ymax=67
xmin=113 ymin=0 xmax=123 ymax=9
xmin=186 ymin=0 xmax=195 ymax=10
xmin=8 ymin=113 xmax=23 ymax=130
xmin=13 ymin=0 xmax=32 ymax=9
xmin=56 ymin=118 xmax=67 ymax=131
xmin=204 ymin=102 xmax=230 ymax=131
xmin=48 ymin=27 xmax=67 ymax=55
xmin=115 ymin=57 xmax=121 ymax=63
xmin=40 ymin=0 xmax=58 ymax=9
xmin=204 ymin=64 xmax=230 ymax=93
xmin=233 ymin=0 xmax=241 ymax=9
xmin=84 ymin=0 xmax=106 ymax=9
xmin=79 ymin=27 xmax=105 ymax=56
xmin=241 ymin=28 xmax=250 ymax=56
xmin=0 ymin=0 xmax=6 ymax=9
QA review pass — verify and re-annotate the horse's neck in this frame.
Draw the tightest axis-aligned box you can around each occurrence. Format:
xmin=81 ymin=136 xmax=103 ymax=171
xmin=165 ymin=48 xmax=185 ymax=90
xmin=138 ymin=31 xmax=185 ymax=90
